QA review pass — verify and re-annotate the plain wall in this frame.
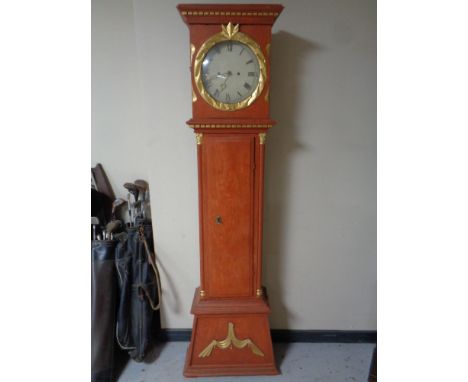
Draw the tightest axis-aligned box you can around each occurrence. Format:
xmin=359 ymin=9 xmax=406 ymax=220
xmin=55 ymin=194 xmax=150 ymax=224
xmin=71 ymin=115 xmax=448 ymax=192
xmin=92 ymin=0 xmax=376 ymax=330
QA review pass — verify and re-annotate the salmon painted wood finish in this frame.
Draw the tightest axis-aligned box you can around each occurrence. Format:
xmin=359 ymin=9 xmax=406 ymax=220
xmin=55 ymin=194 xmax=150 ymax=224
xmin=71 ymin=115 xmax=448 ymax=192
xmin=178 ymin=3 xmax=283 ymax=377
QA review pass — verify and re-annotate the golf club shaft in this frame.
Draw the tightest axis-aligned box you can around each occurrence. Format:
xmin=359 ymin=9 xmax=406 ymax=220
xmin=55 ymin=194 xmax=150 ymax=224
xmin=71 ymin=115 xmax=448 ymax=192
xmin=127 ymin=193 xmax=132 ymax=226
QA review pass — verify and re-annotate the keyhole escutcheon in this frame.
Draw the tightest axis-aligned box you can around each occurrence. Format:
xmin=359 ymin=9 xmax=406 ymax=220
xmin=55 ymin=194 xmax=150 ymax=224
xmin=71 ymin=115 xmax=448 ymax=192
xmin=215 ymin=215 xmax=223 ymax=224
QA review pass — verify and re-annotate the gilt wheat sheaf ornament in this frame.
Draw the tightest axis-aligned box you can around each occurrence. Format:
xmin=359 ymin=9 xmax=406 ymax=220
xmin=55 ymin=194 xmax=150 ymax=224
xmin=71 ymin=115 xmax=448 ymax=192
xmin=198 ymin=322 xmax=265 ymax=358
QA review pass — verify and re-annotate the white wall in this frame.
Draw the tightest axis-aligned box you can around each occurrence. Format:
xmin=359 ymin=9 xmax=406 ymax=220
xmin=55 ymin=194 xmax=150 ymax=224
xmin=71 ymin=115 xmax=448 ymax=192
xmin=92 ymin=0 xmax=376 ymax=330
xmin=92 ymin=0 xmax=148 ymax=186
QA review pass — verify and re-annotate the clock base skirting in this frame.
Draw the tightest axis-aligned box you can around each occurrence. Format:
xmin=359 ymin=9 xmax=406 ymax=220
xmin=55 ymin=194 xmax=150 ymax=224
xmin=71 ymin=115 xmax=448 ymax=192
xmin=183 ymin=287 xmax=279 ymax=377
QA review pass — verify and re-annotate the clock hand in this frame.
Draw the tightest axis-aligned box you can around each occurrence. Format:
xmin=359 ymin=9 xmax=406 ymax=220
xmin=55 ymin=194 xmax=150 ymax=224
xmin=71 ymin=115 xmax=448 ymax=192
xmin=216 ymin=70 xmax=233 ymax=79
xmin=213 ymin=70 xmax=233 ymax=95
xmin=219 ymin=74 xmax=232 ymax=93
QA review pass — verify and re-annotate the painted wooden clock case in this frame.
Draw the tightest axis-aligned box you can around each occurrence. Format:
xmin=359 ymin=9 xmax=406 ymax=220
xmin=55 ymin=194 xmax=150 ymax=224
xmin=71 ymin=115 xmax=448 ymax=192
xmin=178 ymin=4 xmax=283 ymax=377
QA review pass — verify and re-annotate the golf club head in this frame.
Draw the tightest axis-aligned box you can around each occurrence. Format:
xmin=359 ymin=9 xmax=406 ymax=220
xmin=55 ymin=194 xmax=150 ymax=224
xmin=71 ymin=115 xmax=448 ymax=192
xmin=112 ymin=198 xmax=126 ymax=210
xmin=123 ymin=182 xmax=139 ymax=202
xmin=106 ymin=220 xmax=121 ymax=235
xmin=123 ymin=182 xmax=138 ymax=192
xmin=112 ymin=198 xmax=127 ymax=218
xmin=134 ymin=180 xmax=149 ymax=198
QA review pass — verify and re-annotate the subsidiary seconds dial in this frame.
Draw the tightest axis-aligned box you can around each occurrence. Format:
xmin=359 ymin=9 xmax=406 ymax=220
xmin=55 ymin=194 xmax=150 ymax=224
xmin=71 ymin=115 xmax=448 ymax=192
xmin=201 ymin=40 xmax=261 ymax=104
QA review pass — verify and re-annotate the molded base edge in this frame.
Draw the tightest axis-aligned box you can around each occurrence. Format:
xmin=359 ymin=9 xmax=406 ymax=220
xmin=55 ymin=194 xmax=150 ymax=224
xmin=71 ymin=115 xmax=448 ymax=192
xmin=183 ymin=348 xmax=279 ymax=378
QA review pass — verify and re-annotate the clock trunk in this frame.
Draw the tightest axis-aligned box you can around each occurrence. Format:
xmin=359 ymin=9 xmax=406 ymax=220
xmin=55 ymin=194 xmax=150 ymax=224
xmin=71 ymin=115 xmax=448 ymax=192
xmin=201 ymin=134 xmax=256 ymax=298
xmin=178 ymin=3 xmax=284 ymax=377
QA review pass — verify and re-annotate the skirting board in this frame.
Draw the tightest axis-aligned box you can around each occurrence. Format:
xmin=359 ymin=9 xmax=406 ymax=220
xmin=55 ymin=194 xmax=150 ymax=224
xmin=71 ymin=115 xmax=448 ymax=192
xmin=157 ymin=329 xmax=376 ymax=343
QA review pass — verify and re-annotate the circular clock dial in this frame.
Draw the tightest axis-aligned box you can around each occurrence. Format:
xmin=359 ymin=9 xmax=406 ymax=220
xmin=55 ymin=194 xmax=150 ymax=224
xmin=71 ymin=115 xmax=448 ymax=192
xmin=201 ymin=41 xmax=261 ymax=104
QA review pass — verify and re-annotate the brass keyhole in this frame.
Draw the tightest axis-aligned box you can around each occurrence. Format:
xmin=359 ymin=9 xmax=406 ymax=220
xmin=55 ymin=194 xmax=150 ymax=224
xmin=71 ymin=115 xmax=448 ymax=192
xmin=215 ymin=216 xmax=222 ymax=224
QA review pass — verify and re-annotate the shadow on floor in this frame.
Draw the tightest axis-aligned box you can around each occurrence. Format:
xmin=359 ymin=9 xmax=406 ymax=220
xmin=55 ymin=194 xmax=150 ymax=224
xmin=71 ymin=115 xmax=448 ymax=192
xmin=274 ymin=342 xmax=291 ymax=371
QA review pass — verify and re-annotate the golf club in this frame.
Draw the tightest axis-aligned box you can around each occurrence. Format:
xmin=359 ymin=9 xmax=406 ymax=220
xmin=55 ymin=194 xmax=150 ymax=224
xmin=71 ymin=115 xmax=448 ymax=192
xmin=124 ymin=182 xmax=139 ymax=203
xmin=134 ymin=180 xmax=148 ymax=200
xmin=127 ymin=193 xmax=132 ymax=227
xmin=91 ymin=216 xmax=99 ymax=240
xmin=134 ymin=180 xmax=149 ymax=220
xmin=133 ymin=200 xmax=142 ymax=224
xmin=112 ymin=198 xmax=126 ymax=220
xmin=124 ymin=183 xmax=139 ymax=226
xmin=106 ymin=220 xmax=121 ymax=240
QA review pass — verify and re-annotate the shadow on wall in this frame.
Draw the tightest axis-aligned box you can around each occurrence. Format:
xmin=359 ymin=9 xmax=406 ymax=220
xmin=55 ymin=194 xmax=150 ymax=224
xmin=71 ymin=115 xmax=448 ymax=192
xmin=263 ymin=31 xmax=321 ymax=329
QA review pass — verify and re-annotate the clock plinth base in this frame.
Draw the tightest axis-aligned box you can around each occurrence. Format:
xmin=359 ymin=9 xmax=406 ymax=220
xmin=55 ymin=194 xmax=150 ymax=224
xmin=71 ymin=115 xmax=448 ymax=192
xmin=183 ymin=287 xmax=279 ymax=378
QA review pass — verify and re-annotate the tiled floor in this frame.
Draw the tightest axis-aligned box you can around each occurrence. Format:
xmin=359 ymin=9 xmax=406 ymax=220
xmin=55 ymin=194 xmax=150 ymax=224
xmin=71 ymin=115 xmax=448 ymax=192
xmin=116 ymin=342 xmax=375 ymax=382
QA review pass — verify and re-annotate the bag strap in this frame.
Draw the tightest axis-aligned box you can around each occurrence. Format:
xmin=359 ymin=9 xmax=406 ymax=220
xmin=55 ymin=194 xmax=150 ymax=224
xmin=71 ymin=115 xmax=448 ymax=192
xmin=139 ymin=226 xmax=162 ymax=311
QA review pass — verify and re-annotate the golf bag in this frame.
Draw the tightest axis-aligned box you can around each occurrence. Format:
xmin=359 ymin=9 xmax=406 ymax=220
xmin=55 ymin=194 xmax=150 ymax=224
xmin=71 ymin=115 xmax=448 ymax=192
xmin=91 ymin=240 xmax=117 ymax=382
xmin=115 ymin=222 xmax=161 ymax=362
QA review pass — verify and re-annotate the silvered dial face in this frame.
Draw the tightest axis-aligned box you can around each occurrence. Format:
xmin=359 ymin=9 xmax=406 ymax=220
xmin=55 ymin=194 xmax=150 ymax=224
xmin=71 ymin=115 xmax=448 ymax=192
xmin=201 ymin=41 xmax=260 ymax=104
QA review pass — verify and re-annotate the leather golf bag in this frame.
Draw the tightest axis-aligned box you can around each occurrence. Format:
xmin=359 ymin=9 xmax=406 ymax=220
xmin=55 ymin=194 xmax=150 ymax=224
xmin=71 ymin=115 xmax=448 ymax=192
xmin=91 ymin=240 xmax=117 ymax=382
xmin=115 ymin=223 xmax=161 ymax=362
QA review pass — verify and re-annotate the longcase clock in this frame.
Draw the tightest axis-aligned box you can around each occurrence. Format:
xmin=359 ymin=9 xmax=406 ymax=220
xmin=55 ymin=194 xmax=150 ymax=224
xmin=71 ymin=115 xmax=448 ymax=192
xmin=177 ymin=4 xmax=284 ymax=377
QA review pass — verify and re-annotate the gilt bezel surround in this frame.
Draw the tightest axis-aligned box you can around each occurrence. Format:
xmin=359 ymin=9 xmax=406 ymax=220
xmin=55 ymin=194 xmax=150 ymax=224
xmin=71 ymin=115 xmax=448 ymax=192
xmin=193 ymin=23 xmax=267 ymax=111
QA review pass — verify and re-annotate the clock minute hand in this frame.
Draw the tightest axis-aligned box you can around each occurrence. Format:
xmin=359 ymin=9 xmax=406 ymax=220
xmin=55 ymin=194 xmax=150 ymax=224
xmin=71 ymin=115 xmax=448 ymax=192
xmin=218 ymin=71 xmax=232 ymax=93
xmin=219 ymin=81 xmax=228 ymax=93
